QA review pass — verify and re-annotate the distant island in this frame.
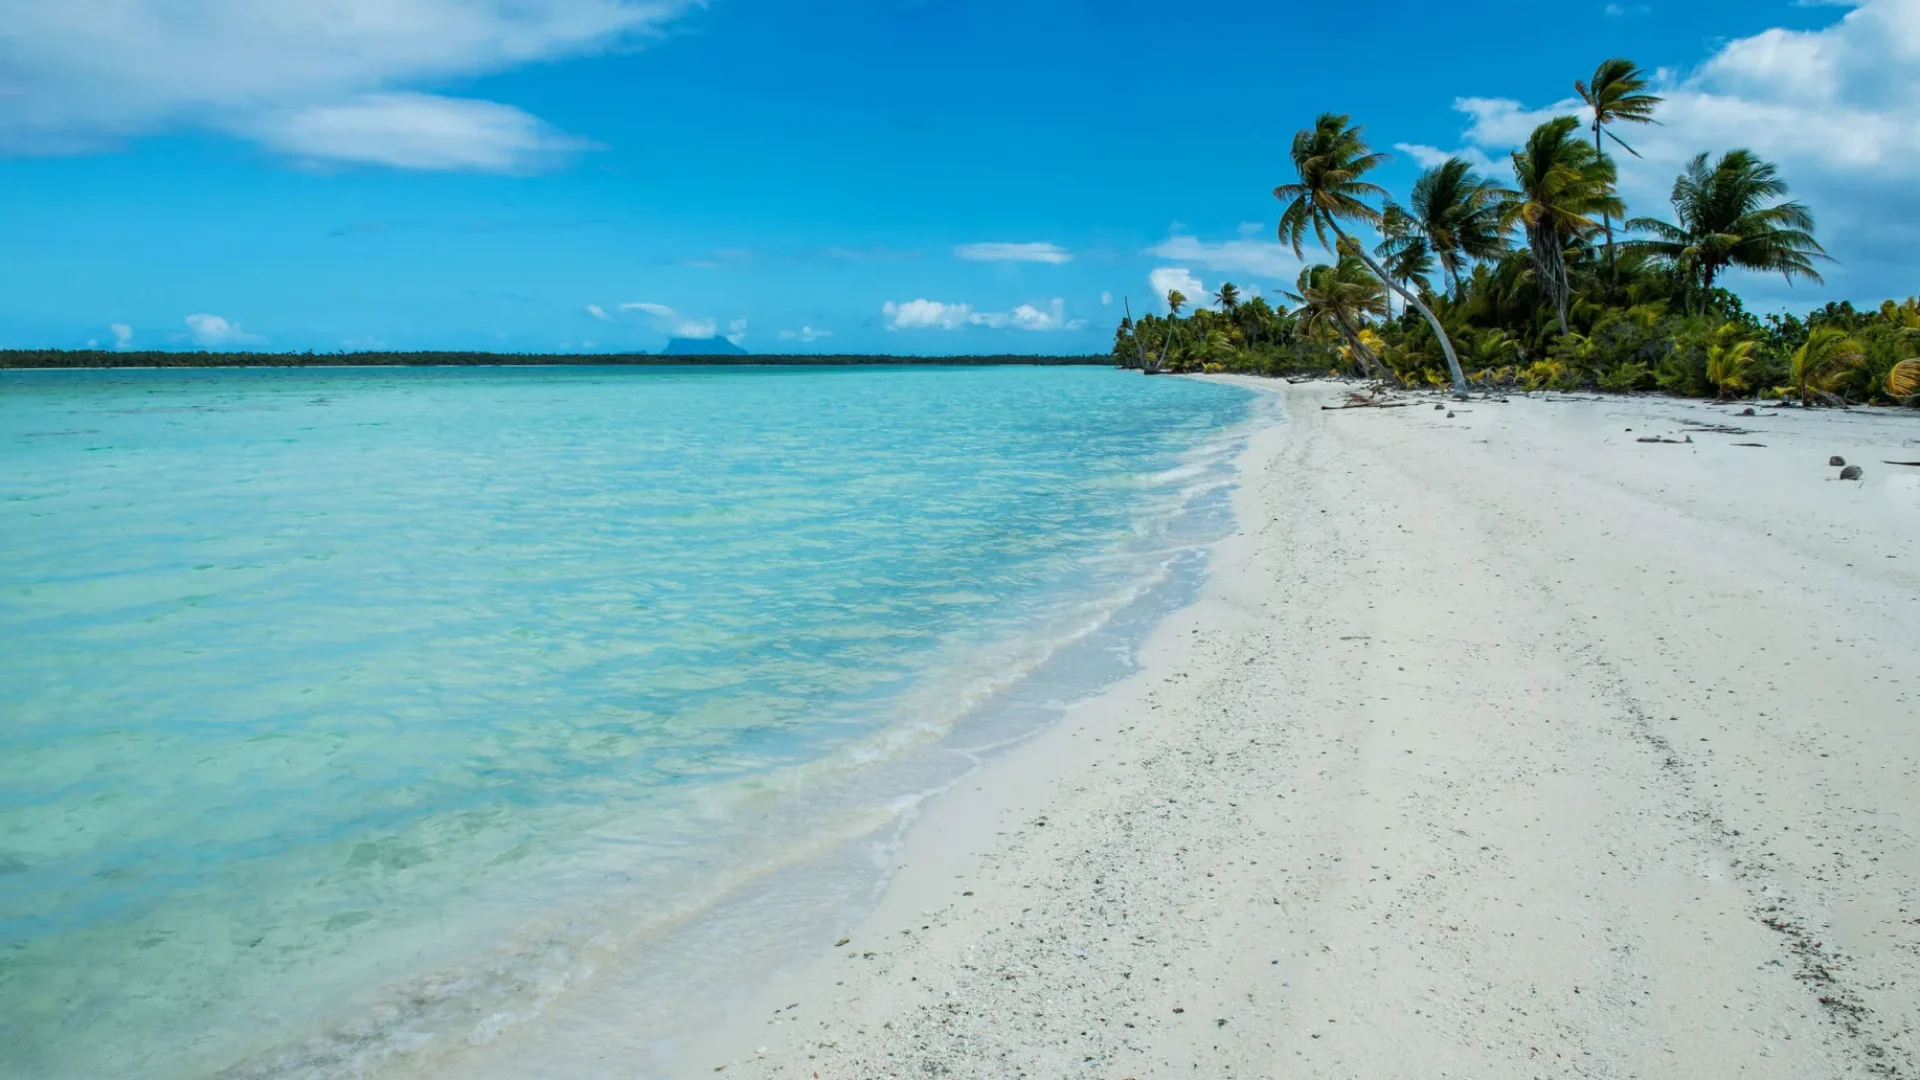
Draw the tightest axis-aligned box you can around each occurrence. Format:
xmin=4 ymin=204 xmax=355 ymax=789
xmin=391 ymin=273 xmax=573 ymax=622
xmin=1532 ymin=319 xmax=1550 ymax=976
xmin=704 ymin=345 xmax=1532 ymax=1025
xmin=660 ymin=337 xmax=749 ymax=356
xmin=0 ymin=350 xmax=1108 ymax=370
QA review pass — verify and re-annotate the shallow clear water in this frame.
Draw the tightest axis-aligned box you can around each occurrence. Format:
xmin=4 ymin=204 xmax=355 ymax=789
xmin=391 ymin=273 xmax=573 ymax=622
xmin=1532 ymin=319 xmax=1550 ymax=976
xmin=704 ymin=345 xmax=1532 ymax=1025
xmin=0 ymin=365 xmax=1254 ymax=1078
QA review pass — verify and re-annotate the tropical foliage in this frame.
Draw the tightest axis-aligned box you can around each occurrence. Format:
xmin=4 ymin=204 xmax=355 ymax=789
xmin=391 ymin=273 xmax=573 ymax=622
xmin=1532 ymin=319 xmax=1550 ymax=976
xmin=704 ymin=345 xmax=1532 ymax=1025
xmin=1111 ymin=57 xmax=1920 ymax=407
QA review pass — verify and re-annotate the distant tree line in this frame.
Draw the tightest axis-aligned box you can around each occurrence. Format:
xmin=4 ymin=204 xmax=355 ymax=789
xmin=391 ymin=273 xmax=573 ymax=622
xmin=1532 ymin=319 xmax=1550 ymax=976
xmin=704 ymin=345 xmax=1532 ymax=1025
xmin=0 ymin=351 xmax=1112 ymax=370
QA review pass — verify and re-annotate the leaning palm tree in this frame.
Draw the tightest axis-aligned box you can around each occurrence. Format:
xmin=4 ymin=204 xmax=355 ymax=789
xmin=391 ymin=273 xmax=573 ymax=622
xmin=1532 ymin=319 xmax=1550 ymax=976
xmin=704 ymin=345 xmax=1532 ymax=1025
xmin=1504 ymin=116 xmax=1623 ymax=335
xmin=1575 ymin=58 xmax=1662 ymax=269
xmin=1385 ymin=158 xmax=1512 ymax=299
xmin=1629 ymin=150 xmax=1828 ymax=316
xmin=1275 ymin=113 xmax=1468 ymax=393
xmin=1214 ymin=282 xmax=1242 ymax=312
xmin=1789 ymin=326 xmax=1865 ymax=406
xmin=1166 ymin=289 xmax=1188 ymax=317
xmin=1287 ymin=257 xmax=1391 ymax=382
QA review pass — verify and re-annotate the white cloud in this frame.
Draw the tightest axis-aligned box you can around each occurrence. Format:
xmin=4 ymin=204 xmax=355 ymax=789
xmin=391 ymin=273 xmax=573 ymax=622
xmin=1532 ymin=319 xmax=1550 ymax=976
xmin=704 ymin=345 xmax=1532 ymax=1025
xmin=619 ymin=301 xmax=677 ymax=317
xmin=184 ymin=313 xmax=264 ymax=347
xmin=884 ymin=299 xmax=974 ymax=330
xmin=1146 ymin=235 xmax=1303 ymax=282
xmin=882 ymin=297 xmax=1085 ymax=332
xmin=1392 ymin=141 xmax=1504 ymax=174
xmin=1100 ymin=291 xmax=1113 ymax=306
xmin=0 ymin=0 xmax=696 ymax=169
xmin=725 ymin=318 xmax=748 ymax=346
xmin=953 ymin=242 xmax=1074 ymax=264
xmin=1149 ymin=268 xmax=1208 ymax=311
xmin=672 ymin=317 xmax=717 ymax=339
xmin=777 ymin=326 xmax=833 ymax=342
xmin=970 ymin=299 xmax=1085 ymax=332
xmin=245 ymin=94 xmax=590 ymax=172
xmin=585 ymin=304 xmax=610 ymax=320
xmin=109 ymin=323 xmax=133 ymax=350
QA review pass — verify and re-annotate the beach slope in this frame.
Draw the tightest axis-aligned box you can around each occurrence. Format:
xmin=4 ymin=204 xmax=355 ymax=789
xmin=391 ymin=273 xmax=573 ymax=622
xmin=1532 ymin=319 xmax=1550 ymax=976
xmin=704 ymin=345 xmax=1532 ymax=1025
xmin=698 ymin=381 xmax=1920 ymax=1079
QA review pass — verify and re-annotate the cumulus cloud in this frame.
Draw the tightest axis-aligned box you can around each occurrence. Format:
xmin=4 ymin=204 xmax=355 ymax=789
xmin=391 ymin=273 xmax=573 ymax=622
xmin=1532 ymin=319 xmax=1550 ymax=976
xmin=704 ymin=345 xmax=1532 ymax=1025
xmin=1420 ymin=0 xmax=1920 ymax=302
xmin=672 ymin=317 xmax=718 ymax=339
xmin=1100 ymin=291 xmax=1113 ymax=306
xmin=0 ymin=0 xmax=697 ymax=170
xmin=882 ymin=298 xmax=1085 ymax=331
xmin=970 ymin=299 xmax=1085 ymax=332
xmin=953 ymin=242 xmax=1074 ymax=264
xmin=725 ymin=318 xmax=748 ymax=346
xmin=777 ymin=326 xmax=833 ymax=342
xmin=109 ymin=323 xmax=134 ymax=349
xmin=884 ymin=299 xmax=974 ymax=330
xmin=1146 ymin=235 xmax=1303 ymax=282
xmin=1148 ymin=268 xmax=1209 ymax=310
xmin=184 ymin=313 xmax=264 ymax=347
xmin=1392 ymin=141 xmax=1504 ymax=174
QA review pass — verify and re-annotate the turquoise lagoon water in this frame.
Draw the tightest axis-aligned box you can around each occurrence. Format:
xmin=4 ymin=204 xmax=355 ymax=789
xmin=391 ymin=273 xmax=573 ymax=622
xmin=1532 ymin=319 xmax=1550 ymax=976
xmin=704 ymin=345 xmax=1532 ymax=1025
xmin=0 ymin=365 xmax=1256 ymax=1078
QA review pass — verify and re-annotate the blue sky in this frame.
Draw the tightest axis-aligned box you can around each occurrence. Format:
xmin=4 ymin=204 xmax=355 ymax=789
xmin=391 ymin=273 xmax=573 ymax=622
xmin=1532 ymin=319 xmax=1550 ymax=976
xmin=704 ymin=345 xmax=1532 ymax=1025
xmin=0 ymin=0 xmax=1912 ymax=355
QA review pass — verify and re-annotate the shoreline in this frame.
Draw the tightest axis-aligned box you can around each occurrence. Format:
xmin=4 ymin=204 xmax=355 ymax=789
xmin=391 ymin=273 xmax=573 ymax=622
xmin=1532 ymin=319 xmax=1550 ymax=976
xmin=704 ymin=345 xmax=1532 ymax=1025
xmin=375 ymin=383 xmax=1274 ymax=1080
xmin=673 ymin=379 xmax=1919 ymax=1078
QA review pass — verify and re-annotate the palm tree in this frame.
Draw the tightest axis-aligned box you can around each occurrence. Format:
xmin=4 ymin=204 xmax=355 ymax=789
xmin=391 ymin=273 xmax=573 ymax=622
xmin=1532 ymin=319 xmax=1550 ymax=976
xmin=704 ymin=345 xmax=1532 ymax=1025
xmin=1704 ymin=328 xmax=1756 ymax=400
xmin=1504 ymin=116 xmax=1623 ymax=335
xmin=1385 ymin=158 xmax=1511 ymax=299
xmin=1629 ymin=150 xmax=1828 ymax=316
xmin=1166 ymin=289 xmax=1188 ymax=317
xmin=1789 ymin=326 xmax=1865 ymax=405
xmin=1463 ymin=328 xmax=1523 ymax=374
xmin=1287 ymin=256 xmax=1391 ymax=381
xmin=1575 ymin=58 xmax=1662 ymax=269
xmin=1200 ymin=327 xmax=1239 ymax=369
xmin=1237 ymin=294 xmax=1275 ymax=348
xmin=1214 ymin=282 xmax=1242 ymax=312
xmin=1379 ymin=230 xmax=1435 ymax=315
xmin=1275 ymin=113 xmax=1468 ymax=394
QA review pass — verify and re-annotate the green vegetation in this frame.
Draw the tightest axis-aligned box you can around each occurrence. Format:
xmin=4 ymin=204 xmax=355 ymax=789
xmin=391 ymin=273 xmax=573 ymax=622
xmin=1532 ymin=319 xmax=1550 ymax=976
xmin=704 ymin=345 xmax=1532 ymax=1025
xmin=0 ymin=351 xmax=1109 ymax=370
xmin=1113 ymin=58 xmax=1920 ymax=407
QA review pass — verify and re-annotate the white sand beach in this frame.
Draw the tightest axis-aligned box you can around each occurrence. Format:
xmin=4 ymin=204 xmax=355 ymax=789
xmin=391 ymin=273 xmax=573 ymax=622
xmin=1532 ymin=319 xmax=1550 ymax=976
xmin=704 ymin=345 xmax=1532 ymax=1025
xmin=687 ymin=379 xmax=1920 ymax=1079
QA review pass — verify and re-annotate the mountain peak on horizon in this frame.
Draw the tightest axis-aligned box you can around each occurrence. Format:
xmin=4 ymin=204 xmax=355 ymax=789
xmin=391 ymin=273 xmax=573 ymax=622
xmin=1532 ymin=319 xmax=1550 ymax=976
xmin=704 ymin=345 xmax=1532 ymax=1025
xmin=661 ymin=337 xmax=747 ymax=356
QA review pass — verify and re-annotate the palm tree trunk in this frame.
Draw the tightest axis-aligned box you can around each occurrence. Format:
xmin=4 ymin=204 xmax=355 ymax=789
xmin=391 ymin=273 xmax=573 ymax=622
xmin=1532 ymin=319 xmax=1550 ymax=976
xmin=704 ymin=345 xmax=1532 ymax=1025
xmin=1330 ymin=223 xmax=1468 ymax=395
xmin=1596 ymin=121 xmax=1615 ymax=279
xmin=1331 ymin=314 xmax=1394 ymax=385
xmin=1702 ymin=265 xmax=1717 ymax=319
xmin=1527 ymin=225 xmax=1571 ymax=335
xmin=1150 ymin=325 xmax=1178 ymax=374
xmin=1122 ymin=299 xmax=1145 ymax=370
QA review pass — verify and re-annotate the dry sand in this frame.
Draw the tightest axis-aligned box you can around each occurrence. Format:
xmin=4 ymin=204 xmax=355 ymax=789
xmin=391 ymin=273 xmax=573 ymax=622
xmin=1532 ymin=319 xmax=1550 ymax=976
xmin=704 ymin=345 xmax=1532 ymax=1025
xmin=687 ymin=380 xmax=1920 ymax=1079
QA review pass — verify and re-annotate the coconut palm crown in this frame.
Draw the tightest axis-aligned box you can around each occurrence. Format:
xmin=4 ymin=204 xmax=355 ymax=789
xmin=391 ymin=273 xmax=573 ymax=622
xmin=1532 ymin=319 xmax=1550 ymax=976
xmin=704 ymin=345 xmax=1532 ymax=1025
xmin=1628 ymin=149 xmax=1828 ymax=314
xmin=1504 ymin=115 xmax=1624 ymax=334
xmin=1382 ymin=157 xmax=1511 ymax=298
xmin=1575 ymin=58 xmax=1662 ymax=271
